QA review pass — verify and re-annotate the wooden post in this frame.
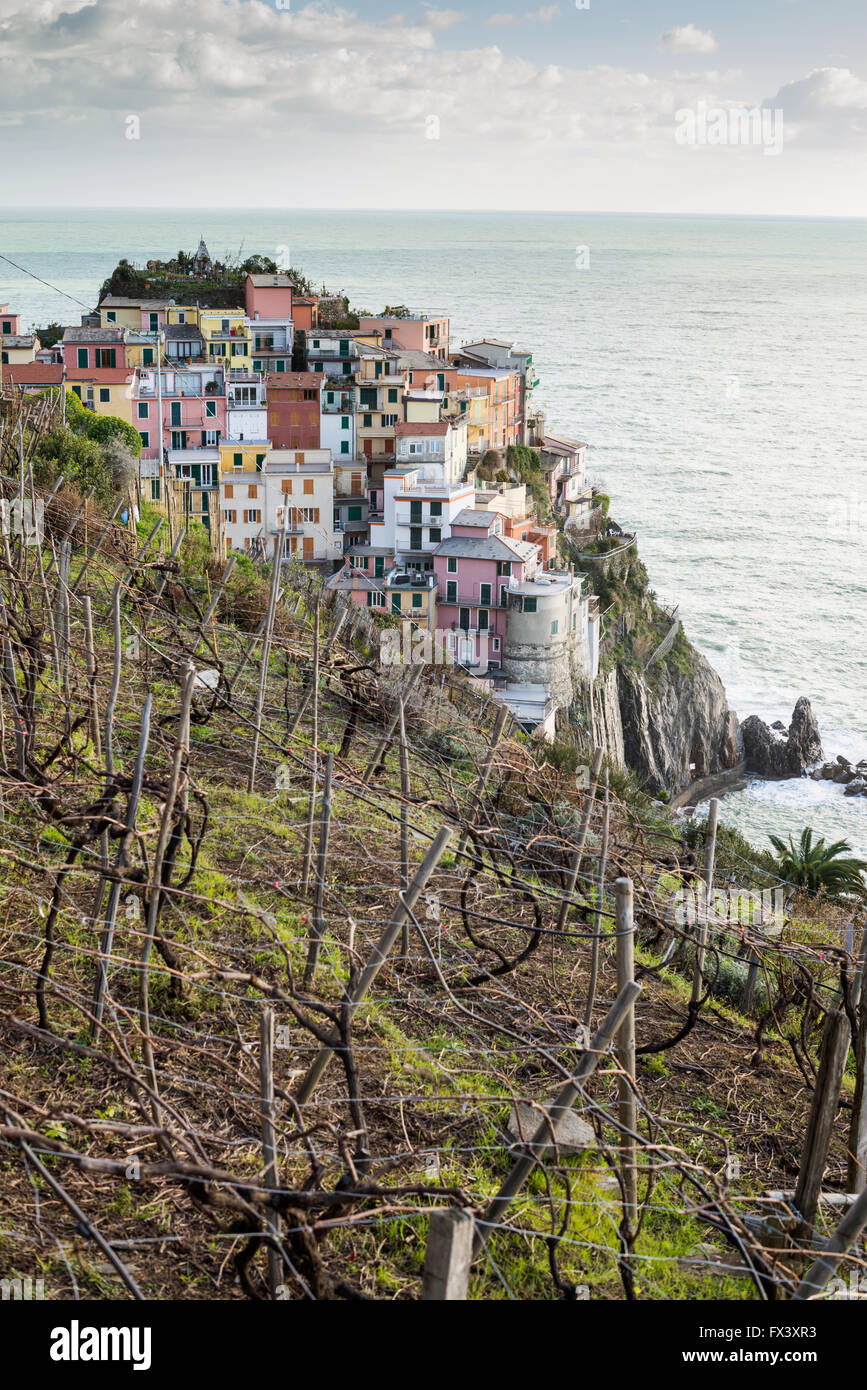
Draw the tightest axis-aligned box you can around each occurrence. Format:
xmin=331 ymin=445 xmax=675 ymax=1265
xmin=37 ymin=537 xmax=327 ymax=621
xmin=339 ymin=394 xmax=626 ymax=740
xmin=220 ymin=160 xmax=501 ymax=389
xmin=615 ymin=877 xmax=638 ymax=1233
xmin=260 ymin=1007 xmax=282 ymax=1299
xmin=584 ymin=769 xmax=610 ymax=1027
xmin=303 ymin=751 xmax=333 ymax=988
xmin=422 ymin=1210 xmax=474 ymax=1301
xmin=691 ymin=797 xmax=719 ymax=1005
xmin=247 ymin=532 xmax=284 ymax=795
xmin=793 ymin=1184 xmax=867 ymax=1300
xmin=847 ymin=923 xmax=867 ymax=1193
xmin=300 ymin=596 xmax=321 ymax=894
xmin=794 ymin=1009 xmax=850 ymax=1231
xmin=398 ymin=696 xmax=411 ymax=959
xmin=473 ymin=979 xmax=642 ymax=1258
xmin=295 ymin=825 xmax=454 ymax=1106
xmin=81 ymin=595 xmax=101 ymax=760
xmin=556 ymin=746 xmax=605 ymax=934
xmin=363 ymin=662 xmax=424 ymax=783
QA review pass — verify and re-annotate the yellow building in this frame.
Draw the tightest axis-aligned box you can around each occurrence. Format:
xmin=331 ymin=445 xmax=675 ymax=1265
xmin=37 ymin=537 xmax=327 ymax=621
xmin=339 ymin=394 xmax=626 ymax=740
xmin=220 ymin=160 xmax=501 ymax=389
xmin=68 ymin=373 xmax=137 ymax=424
xmin=442 ymin=385 xmax=491 ymax=454
xmin=197 ymin=309 xmax=252 ymax=372
xmin=1 ymin=334 xmax=40 ymax=366
xmin=99 ymin=297 xmax=168 ymax=332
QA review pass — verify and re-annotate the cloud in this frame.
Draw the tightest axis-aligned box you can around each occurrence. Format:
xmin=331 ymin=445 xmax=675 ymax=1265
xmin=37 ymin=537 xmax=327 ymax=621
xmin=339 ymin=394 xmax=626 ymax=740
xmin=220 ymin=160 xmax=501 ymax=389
xmin=660 ymin=24 xmax=718 ymax=55
xmin=487 ymin=5 xmax=560 ymax=27
xmin=768 ymin=66 xmax=867 ymax=145
xmin=421 ymin=8 xmax=466 ymax=28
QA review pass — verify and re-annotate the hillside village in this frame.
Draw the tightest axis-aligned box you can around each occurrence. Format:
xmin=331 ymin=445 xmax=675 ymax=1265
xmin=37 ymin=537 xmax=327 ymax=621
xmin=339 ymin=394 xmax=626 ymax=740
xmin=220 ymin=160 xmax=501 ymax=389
xmin=0 ymin=241 xmax=603 ymax=738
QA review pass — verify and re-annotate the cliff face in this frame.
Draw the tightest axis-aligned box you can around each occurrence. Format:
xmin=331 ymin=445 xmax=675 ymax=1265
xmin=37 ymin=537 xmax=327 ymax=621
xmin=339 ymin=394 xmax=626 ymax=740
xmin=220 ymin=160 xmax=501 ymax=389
xmin=565 ymin=528 xmax=740 ymax=796
xmin=574 ymin=647 xmax=738 ymax=795
xmin=618 ymin=654 xmax=740 ymax=795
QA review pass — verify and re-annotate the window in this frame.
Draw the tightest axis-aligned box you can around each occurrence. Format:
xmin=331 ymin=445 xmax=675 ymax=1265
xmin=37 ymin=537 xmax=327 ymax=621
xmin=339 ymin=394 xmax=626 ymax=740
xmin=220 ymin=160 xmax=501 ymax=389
xmin=459 ymin=608 xmax=471 ymax=630
xmin=430 ymin=500 xmax=442 ymax=517
xmin=492 ymin=637 xmax=501 ymax=653
xmin=410 ymin=501 xmax=422 ymax=524
xmin=429 ymin=527 xmax=441 ymax=543
xmin=384 ymin=327 xmax=392 ymax=340
xmin=149 ymin=313 xmax=159 ymax=332
xmin=312 ymin=340 xmax=320 ymax=349
xmin=387 ymin=388 xmax=398 ymax=403
xmin=243 ymin=509 xmax=262 ymax=524
xmin=343 ymin=362 xmax=352 ymax=375
xmin=392 ymin=594 xmax=402 ymax=614
xmin=410 ymin=527 xmax=422 ymax=551
xmin=551 ymin=620 xmax=559 ymax=635
xmin=233 ymin=453 xmax=243 ymax=469
xmin=171 ymin=402 xmax=181 ymax=426
xmin=231 ymin=342 xmax=245 ymax=357
xmin=139 ymin=431 xmax=149 ymax=448
xmin=210 ymin=343 xmax=225 ymax=357
xmin=71 ymin=385 xmax=82 ymax=399
xmin=341 ymin=415 xmax=350 ymax=429
xmin=253 ymin=360 xmax=262 ymax=373
xmin=303 ymin=478 xmax=314 ymax=495
xmin=142 ymin=347 xmax=154 ymax=366
xmin=340 ymin=441 xmax=349 ymax=455
xmin=177 ymin=312 xmax=186 ymax=324
xmin=224 ymin=484 xmax=234 ymax=499
xmin=171 ymin=431 xmax=187 ymax=449
xmin=221 ymin=319 xmax=230 ymax=333
xmin=77 ymin=348 xmax=88 ymax=369
xmin=137 ymin=403 xmax=149 ymax=420
xmin=446 ymin=581 xmax=457 ymax=603
xmin=480 ymin=583 xmax=492 ymax=605
xmin=497 ymin=561 xmax=511 ymax=577
xmin=447 ymin=557 xmax=457 ymax=574
xmin=314 ymin=362 xmax=323 ymax=373
xmin=248 ymin=484 xmax=258 ymax=499
xmin=382 ymin=414 xmax=397 ymax=427
xmin=478 ymin=610 xmax=489 ymax=631
xmin=223 ymin=509 xmax=237 ymax=523
xmin=206 ymin=400 xmax=216 ymax=418
xmin=281 ymin=478 xmax=292 ymax=494
xmin=106 ymin=310 xmax=117 ymax=323
xmin=339 ymin=339 xmax=349 ymax=357
xmin=367 ymin=591 xmax=385 ymax=609
xmin=523 ymin=597 xmax=537 ymax=613
xmin=204 ymin=430 xmax=219 ymax=446
xmin=95 ymin=349 xmax=116 ymax=368
xmin=256 ymin=454 xmax=266 ymax=470
xmin=348 ymin=506 xmax=362 ymax=521
xmin=500 ymin=587 xmax=509 ymax=607
xmin=99 ymin=388 xmax=110 ymax=403
xmin=412 ymin=592 xmax=422 ymax=609
xmin=363 ymin=414 xmax=372 ymax=428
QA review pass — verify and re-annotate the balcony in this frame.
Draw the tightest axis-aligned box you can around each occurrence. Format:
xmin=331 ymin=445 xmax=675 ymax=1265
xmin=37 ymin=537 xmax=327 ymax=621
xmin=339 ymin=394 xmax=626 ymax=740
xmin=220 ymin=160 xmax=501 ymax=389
xmin=439 ymin=592 xmax=507 ymax=610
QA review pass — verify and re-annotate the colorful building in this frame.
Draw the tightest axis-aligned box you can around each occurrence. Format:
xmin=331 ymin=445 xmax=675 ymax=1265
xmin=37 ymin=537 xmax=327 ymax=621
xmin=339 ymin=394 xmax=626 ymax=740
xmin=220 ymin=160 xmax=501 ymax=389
xmin=393 ymin=419 xmax=468 ymax=485
xmin=265 ymin=372 xmax=321 ymax=450
xmin=358 ymin=314 xmax=450 ymax=361
xmin=432 ymin=514 xmax=539 ymax=668
xmin=264 ymin=450 xmax=341 ymax=566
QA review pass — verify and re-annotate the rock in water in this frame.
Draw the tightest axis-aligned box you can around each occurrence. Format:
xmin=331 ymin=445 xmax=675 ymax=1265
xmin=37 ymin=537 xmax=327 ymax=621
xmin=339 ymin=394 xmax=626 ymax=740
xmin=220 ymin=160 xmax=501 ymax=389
xmin=741 ymin=697 xmax=823 ymax=778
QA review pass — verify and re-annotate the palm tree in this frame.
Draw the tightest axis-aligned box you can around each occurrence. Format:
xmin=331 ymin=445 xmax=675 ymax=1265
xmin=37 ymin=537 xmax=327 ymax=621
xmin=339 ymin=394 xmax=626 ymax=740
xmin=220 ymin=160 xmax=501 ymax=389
xmin=769 ymin=827 xmax=867 ymax=899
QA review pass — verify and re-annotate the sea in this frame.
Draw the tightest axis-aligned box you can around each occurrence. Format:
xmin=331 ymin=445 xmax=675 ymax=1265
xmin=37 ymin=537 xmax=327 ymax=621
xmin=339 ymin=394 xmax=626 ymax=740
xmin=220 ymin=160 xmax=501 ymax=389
xmin=1 ymin=208 xmax=865 ymax=857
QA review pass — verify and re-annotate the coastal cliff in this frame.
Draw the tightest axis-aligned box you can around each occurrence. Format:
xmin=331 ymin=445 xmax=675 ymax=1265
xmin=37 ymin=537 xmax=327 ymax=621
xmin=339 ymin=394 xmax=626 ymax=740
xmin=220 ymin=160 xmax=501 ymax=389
xmin=568 ymin=529 xmax=740 ymax=796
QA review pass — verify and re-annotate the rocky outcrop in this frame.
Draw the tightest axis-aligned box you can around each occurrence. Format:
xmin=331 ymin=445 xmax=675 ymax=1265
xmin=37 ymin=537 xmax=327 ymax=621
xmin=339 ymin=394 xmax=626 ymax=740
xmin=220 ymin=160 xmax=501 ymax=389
xmin=812 ymin=755 xmax=867 ymax=797
xmin=741 ymin=697 xmax=823 ymax=779
xmin=617 ymin=653 xmax=740 ymax=795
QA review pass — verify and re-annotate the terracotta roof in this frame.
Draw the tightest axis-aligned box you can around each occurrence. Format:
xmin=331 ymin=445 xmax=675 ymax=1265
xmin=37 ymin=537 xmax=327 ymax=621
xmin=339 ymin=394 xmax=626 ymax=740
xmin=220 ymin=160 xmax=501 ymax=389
xmin=394 ymin=421 xmax=450 ymax=437
xmin=265 ymin=372 xmax=321 ymax=388
xmin=2 ymin=363 xmax=63 ymax=385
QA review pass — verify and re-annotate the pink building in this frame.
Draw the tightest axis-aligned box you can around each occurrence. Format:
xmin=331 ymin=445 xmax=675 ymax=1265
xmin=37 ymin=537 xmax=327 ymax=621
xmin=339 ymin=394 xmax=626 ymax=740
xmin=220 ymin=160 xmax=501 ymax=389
xmin=246 ymin=274 xmax=294 ymax=321
xmin=433 ymin=512 xmax=539 ymax=668
xmin=358 ymin=314 xmax=450 ymax=361
xmin=135 ymin=365 xmax=227 ymax=461
xmin=0 ymin=307 xmax=22 ymax=336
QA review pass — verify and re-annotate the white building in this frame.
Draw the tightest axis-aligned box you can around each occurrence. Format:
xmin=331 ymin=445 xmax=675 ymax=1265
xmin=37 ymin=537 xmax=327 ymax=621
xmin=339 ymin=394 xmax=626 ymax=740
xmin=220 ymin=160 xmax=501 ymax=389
xmin=264 ymin=449 xmax=342 ymax=567
xmin=393 ymin=419 xmax=468 ymax=486
xmin=369 ymin=467 xmax=475 ymax=570
xmin=248 ymin=316 xmax=294 ymax=375
xmin=320 ymin=379 xmax=356 ymax=461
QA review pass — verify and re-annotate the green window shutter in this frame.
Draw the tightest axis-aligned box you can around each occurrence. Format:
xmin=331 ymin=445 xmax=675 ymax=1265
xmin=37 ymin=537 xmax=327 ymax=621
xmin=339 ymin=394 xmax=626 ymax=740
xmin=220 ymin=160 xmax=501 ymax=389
xmin=200 ymin=431 xmax=207 ymax=446
xmin=72 ymin=385 xmax=82 ymax=399
xmin=367 ymin=591 xmax=373 ymax=607
xmin=143 ymin=347 xmax=154 ymax=365
xmin=206 ymin=400 xmax=216 ymax=417
xmin=388 ymin=388 xmax=398 ymax=403
xmin=171 ymin=402 xmax=181 ymax=426
xmin=412 ymin=592 xmax=422 ymax=608
xmin=392 ymin=594 xmax=401 ymax=614
xmin=447 ymin=557 xmax=457 ymax=573
xmin=99 ymin=388 xmax=110 ymax=403
xmin=253 ymin=359 xmax=262 ymax=372
xmin=77 ymin=348 xmax=88 ymax=368
xmin=256 ymin=454 xmax=265 ymax=469
xmin=523 ymin=597 xmax=537 ymax=613
xmin=348 ymin=506 xmax=362 ymax=521
xmin=340 ymin=441 xmax=349 ymax=454
xmin=430 ymin=500 xmax=442 ymax=517
xmin=446 ymin=582 xmax=456 ymax=603
xmin=234 ymin=453 xmax=243 ymax=467
xmin=341 ymin=415 xmax=349 ymax=428
xmin=551 ymin=620 xmax=558 ymax=634
xmin=363 ymin=414 xmax=372 ymax=428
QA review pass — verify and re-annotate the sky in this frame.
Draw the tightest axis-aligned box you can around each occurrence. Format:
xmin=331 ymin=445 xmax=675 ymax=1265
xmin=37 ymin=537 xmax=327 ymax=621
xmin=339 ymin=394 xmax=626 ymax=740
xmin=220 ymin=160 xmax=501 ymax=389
xmin=0 ymin=0 xmax=866 ymax=214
